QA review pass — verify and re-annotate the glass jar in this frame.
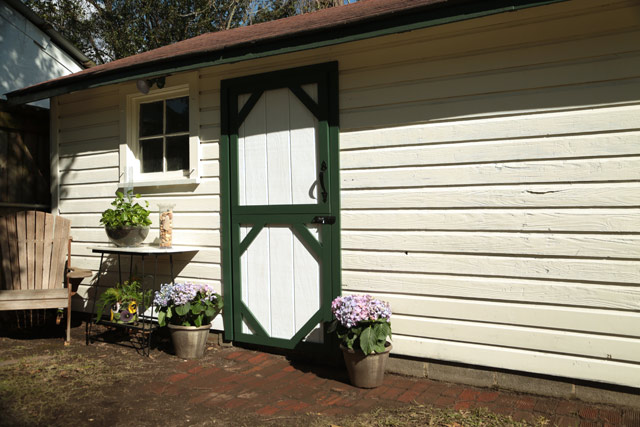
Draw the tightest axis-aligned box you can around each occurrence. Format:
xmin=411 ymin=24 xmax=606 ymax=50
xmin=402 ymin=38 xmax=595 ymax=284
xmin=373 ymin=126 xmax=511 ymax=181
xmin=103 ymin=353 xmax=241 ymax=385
xmin=158 ymin=203 xmax=175 ymax=248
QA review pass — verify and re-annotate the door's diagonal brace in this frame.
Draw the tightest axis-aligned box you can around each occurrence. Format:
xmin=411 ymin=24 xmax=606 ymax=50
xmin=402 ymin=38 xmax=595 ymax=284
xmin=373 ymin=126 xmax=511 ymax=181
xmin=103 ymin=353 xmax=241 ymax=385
xmin=239 ymin=223 xmax=265 ymax=255
xmin=292 ymin=224 xmax=322 ymax=257
xmin=236 ymin=90 xmax=264 ymax=128
xmin=289 ymin=85 xmax=321 ymax=119
xmin=240 ymin=302 xmax=269 ymax=337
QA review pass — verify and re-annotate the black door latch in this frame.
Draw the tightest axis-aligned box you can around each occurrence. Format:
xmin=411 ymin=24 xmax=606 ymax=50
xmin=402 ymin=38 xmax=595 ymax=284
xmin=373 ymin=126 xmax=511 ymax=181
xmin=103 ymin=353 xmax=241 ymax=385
xmin=311 ymin=216 xmax=336 ymax=225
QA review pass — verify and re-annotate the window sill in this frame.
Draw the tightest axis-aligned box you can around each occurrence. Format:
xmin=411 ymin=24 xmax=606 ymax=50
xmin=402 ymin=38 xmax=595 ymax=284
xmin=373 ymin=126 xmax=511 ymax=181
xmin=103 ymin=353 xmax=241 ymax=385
xmin=117 ymin=178 xmax=199 ymax=189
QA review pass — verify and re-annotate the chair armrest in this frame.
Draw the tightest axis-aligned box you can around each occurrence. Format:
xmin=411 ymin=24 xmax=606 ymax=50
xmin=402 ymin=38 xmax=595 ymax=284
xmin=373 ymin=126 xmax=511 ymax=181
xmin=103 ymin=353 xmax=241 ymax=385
xmin=67 ymin=267 xmax=92 ymax=279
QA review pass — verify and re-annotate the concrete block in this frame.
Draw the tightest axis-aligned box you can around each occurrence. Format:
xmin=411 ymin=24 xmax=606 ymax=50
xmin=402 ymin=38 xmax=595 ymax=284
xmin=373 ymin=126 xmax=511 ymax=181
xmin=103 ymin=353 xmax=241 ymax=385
xmin=496 ymin=372 xmax=573 ymax=398
xmin=428 ymin=362 xmax=495 ymax=388
xmin=386 ymin=355 xmax=427 ymax=378
xmin=575 ymin=384 xmax=640 ymax=409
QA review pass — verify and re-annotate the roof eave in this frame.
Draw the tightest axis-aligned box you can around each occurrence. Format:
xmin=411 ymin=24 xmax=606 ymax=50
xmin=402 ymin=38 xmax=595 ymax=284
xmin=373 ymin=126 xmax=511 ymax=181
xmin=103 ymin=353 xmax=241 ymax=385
xmin=5 ymin=0 xmax=567 ymax=105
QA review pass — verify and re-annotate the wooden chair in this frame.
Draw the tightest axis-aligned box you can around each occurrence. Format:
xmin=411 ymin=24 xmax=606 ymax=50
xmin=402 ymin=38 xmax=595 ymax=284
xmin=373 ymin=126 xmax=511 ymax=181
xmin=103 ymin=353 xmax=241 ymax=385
xmin=0 ymin=211 xmax=92 ymax=343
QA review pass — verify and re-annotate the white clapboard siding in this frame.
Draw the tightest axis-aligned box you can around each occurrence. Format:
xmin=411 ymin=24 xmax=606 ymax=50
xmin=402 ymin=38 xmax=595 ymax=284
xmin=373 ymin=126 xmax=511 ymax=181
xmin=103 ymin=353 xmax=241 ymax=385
xmin=342 ymin=270 xmax=640 ymax=311
xmin=341 ymin=209 xmax=640 ymax=232
xmin=342 ymin=157 xmax=640 ymax=189
xmin=201 ymin=143 xmax=219 ymax=160
xmin=391 ymin=335 xmax=640 ymax=388
xmin=58 ymin=108 xmax=120 ymax=130
xmin=58 ymin=92 xmax=120 ymax=117
xmin=59 ymin=137 xmax=120 ymax=157
xmin=59 ymin=168 xmax=119 ymax=185
xmin=344 ymin=292 xmax=640 ymax=337
xmin=59 ymin=152 xmax=119 ymax=171
xmin=391 ymin=315 xmax=639 ymax=363
xmin=342 ymin=183 xmax=640 ymax=209
xmin=341 ymin=79 xmax=640 ymax=131
xmin=342 ymin=231 xmax=640 ymax=259
xmin=58 ymin=121 xmax=119 ymax=144
xmin=200 ymin=124 xmax=220 ymax=143
xmin=340 ymin=104 xmax=640 ymax=149
xmin=342 ymin=251 xmax=640 ymax=285
xmin=341 ymin=132 xmax=640 ymax=169
xmin=61 ymin=179 xmax=220 ymax=200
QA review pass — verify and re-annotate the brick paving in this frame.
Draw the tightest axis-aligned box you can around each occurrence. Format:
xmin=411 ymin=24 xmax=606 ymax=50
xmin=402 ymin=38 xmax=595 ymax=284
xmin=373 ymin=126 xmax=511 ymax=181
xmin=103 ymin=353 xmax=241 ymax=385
xmin=147 ymin=346 xmax=639 ymax=426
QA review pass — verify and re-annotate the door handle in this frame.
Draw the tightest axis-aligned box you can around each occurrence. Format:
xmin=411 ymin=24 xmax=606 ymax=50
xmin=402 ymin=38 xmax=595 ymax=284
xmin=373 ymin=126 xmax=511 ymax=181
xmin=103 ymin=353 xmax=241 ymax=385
xmin=319 ymin=161 xmax=328 ymax=203
xmin=312 ymin=216 xmax=336 ymax=225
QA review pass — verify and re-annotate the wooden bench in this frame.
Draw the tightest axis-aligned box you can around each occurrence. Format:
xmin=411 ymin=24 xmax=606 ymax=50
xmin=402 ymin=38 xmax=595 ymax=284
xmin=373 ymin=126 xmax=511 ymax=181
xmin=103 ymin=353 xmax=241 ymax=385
xmin=0 ymin=211 xmax=92 ymax=343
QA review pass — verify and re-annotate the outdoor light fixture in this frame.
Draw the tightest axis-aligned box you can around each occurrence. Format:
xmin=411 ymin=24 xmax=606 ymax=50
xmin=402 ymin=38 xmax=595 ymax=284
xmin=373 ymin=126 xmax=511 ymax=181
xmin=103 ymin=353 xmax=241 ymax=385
xmin=136 ymin=77 xmax=166 ymax=94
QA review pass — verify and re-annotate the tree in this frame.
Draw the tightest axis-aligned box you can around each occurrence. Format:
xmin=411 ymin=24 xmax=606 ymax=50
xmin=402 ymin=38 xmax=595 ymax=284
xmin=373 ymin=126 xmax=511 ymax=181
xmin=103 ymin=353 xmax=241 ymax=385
xmin=24 ymin=0 xmax=343 ymax=65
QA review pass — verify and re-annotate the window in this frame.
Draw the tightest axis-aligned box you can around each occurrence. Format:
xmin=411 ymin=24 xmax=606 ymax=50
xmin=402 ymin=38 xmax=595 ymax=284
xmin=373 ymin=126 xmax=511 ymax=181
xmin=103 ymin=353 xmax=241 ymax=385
xmin=139 ymin=96 xmax=189 ymax=173
xmin=120 ymin=72 xmax=199 ymax=187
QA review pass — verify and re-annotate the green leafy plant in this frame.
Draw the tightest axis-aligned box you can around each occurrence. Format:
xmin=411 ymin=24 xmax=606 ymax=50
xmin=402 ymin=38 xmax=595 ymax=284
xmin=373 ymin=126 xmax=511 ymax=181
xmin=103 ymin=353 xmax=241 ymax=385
xmin=100 ymin=190 xmax=152 ymax=228
xmin=328 ymin=294 xmax=392 ymax=355
xmin=154 ymin=282 xmax=223 ymax=327
xmin=95 ymin=280 xmax=152 ymax=324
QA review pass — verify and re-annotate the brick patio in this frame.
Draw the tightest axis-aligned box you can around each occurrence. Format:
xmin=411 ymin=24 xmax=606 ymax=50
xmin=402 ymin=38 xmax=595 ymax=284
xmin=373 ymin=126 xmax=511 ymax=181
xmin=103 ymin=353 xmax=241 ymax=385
xmin=147 ymin=346 xmax=639 ymax=426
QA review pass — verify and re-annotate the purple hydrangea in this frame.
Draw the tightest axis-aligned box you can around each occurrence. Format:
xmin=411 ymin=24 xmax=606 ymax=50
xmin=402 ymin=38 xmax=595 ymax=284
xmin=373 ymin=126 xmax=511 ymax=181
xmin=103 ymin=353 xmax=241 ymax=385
xmin=331 ymin=294 xmax=391 ymax=328
xmin=154 ymin=282 xmax=218 ymax=308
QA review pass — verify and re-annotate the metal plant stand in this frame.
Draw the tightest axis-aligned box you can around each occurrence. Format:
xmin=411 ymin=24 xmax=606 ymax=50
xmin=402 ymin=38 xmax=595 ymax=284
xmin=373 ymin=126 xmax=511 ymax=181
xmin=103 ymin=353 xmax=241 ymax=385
xmin=86 ymin=246 xmax=197 ymax=356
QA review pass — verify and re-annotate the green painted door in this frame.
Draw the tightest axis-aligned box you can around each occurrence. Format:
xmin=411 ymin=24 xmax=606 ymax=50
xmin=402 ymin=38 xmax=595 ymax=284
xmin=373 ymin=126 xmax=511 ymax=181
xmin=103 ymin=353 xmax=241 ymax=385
xmin=220 ymin=63 xmax=340 ymax=349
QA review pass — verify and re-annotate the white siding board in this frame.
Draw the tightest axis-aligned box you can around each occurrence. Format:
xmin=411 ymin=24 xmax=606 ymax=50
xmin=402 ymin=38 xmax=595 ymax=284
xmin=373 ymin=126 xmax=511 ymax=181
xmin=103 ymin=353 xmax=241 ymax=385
xmin=60 ymin=168 xmax=119 ymax=185
xmin=59 ymin=152 xmax=119 ymax=171
xmin=391 ymin=335 xmax=640 ymax=388
xmin=59 ymin=137 xmax=120 ymax=157
xmin=342 ymin=271 xmax=640 ymax=311
xmin=59 ymin=196 xmax=221 ymax=214
xmin=342 ymin=231 xmax=640 ymax=259
xmin=341 ymin=132 xmax=640 ymax=169
xmin=341 ymin=209 xmax=640 ymax=233
xmin=349 ymin=293 xmax=640 ymax=337
xmin=58 ymin=122 xmax=119 ymax=144
xmin=340 ymin=104 xmax=640 ymax=149
xmin=342 ymin=183 xmax=640 ymax=209
xmin=342 ymin=157 xmax=640 ymax=189
xmin=391 ymin=316 xmax=639 ymax=363
xmin=342 ymin=251 xmax=640 ymax=285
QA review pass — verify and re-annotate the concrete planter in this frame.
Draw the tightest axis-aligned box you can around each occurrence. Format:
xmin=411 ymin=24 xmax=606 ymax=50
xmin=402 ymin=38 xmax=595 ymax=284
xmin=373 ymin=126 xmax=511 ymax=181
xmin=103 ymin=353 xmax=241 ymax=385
xmin=168 ymin=323 xmax=211 ymax=359
xmin=341 ymin=342 xmax=392 ymax=388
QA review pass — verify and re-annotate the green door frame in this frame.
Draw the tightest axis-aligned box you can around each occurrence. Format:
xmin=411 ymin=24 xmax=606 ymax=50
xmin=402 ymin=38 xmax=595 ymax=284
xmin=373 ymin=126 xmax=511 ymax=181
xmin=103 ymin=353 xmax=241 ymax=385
xmin=220 ymin=62 xmax=341 ymax=347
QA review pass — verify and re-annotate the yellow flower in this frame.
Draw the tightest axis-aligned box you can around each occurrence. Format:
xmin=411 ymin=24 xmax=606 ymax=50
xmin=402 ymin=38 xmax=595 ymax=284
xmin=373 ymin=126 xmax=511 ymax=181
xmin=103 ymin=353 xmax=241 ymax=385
xmin=128 ymin=301 xmax=137 ymax=314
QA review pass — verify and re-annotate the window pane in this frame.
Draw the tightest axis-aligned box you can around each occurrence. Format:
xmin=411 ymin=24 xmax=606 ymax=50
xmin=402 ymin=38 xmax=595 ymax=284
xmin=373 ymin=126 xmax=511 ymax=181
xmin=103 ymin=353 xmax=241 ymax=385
xmin=166 ymin=96 xmax=189 ymax=134
xmin=139 ymin=101 xmax=163 ymax=137
xmin=140 ymin=138 xmax=163 ymax=172
xmin=166 ymin=135 xmax=189 ymax=171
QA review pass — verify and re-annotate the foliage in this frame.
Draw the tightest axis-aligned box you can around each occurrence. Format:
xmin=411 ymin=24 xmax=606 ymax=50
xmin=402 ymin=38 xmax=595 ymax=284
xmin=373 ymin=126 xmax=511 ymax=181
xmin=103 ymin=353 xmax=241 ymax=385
xmin=95 ymin=280 xmax=152 ymax=323
xmin=154 ymin=282 xmax=223 ymax=327
xmin=328 ymin=294 xmax=392 ymax=355
xmin=25 ymin=0 xmax=344 ymax=65
xmin=100 ymin=190 xmax=152 ymax=229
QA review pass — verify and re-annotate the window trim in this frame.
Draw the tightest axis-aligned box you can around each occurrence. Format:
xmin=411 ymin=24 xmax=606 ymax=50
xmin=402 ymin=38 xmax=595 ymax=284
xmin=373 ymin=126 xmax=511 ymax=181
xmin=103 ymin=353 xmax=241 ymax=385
xmin=119 ymin=71 xmax=200 ymax=187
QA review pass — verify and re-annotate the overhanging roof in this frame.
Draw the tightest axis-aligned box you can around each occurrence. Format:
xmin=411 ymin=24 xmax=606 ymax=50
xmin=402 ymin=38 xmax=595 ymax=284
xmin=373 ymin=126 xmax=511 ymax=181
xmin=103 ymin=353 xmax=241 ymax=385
xmin=5 ymin=0 xmax=565 ymax=105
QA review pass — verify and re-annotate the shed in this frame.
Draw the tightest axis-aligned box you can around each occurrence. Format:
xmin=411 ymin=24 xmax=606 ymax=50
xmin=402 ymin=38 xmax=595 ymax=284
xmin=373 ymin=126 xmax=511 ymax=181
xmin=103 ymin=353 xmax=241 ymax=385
xmin=6 ymin=0 xmax=640 ymax=391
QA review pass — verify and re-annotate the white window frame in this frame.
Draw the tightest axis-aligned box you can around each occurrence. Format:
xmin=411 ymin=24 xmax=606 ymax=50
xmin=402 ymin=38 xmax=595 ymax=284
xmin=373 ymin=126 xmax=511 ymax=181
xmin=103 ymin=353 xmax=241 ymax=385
xmin=119 ymin=71 xmax=200 ymax=187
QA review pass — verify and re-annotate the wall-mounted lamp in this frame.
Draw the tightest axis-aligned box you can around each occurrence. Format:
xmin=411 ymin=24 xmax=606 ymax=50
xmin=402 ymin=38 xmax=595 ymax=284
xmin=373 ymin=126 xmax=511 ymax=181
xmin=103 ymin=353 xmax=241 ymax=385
xmin=136 ymin=77 xmax=166 ymax=95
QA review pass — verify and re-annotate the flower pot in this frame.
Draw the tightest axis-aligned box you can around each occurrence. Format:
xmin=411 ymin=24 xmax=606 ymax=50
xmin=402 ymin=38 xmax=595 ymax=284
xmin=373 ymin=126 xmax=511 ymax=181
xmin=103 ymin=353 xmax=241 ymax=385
xmin=168 ymin=323 xmax=211 ymax=359
xmin=105 ymin=226 xmax=149 ymax=247
xmin=341 ymin=342 xmax=392 ymax=388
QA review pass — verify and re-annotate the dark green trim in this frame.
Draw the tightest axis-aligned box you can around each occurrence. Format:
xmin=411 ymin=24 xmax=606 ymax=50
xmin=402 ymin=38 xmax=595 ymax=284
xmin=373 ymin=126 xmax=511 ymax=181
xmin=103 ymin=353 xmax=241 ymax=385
xmin=238 ymin=223 xmax=265 ymax=255
xmin=292 ymin=224 xmax=322 ymax=256
xmin=7 ymin=0 xmax=567 ymax=105
xmin=220 ymin=84 xmax=235 ymax=341
xmin=239 ymin=302 xmax=269 ymax=337
xmin=289 ymin=85 xmax=320 ymax=119
xmin=236 ymin=90 xmax=264 ymax=130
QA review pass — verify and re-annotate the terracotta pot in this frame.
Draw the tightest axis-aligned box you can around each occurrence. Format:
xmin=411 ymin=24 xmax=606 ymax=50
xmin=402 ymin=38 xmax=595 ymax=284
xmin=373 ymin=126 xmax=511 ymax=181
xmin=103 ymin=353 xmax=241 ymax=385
xmin=168 ymin=323 xmax=211 ymax=359
xmin=105 ymin=226 xmax=149 ymax=247
xmin=341 ymin=342 xmax=392 ymax=388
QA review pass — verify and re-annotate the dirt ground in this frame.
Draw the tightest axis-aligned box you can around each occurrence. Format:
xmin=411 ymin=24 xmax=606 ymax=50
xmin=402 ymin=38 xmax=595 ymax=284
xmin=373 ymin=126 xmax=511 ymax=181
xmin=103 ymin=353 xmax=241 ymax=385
xmin=0 ymin=317 xmax=299 ymax=427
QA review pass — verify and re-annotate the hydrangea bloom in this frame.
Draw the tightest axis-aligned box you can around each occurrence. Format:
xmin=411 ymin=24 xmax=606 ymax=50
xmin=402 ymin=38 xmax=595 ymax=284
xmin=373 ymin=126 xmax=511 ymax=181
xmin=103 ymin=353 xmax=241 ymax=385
xmin=331 ymin=294 xmax=391 ymax=328
xmin=154 ymin=282 xmax=218 ymax=308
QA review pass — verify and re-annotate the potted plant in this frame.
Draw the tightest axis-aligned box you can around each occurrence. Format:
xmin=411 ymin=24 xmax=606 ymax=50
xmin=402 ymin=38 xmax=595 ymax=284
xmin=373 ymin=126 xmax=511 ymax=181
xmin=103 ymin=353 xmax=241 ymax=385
xmin=100 ymin=190 xmax=152 ymax=247
xmin=95 ymin=280 xmax=152 ymax=324
xmin=328 ymin=294 xmax=393 ymax=388
xmin=154 ymin=282 xmax=223 ymax=359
